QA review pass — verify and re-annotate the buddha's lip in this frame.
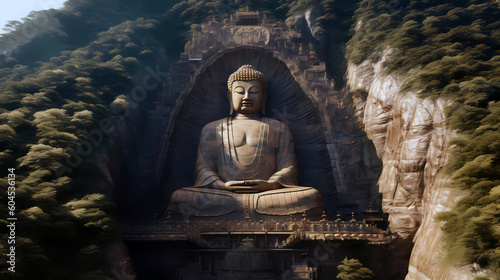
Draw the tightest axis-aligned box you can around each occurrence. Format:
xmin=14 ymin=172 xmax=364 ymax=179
xmin=242 ymin=102 xmax=253 ymax=105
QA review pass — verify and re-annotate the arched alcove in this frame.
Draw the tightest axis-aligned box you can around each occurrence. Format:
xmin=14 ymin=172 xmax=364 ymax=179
xmin=160 ymin=47 xmax=337 ymax=211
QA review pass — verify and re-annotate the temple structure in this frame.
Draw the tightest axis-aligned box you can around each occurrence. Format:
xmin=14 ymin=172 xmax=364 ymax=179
xmin=123 ymin=212 xmax=392 ymax=279
xmin=124 ymin=11 xmax=397 ymax=280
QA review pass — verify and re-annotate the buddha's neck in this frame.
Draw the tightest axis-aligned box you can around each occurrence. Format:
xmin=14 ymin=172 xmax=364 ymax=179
xmin=233 ymin=113 xmax=262 ymax=120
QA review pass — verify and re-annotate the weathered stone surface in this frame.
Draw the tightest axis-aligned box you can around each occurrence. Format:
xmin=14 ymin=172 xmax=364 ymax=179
xmin=303 ymin=7 xmax=327 ymax=42
xmin=347 ymin=52 xmax=450 ymax=239
xmin=405 ymin=177 xmax=463 ymax=280
xmin=107 ymin=242 xmax=137 ymax=280
xmin=406 ymin=172 xmax=495 ymax=280
xmin=344 ymin=51 xmax=478 ymax=279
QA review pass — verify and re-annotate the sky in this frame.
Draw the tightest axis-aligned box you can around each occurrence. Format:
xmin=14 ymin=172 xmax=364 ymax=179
xmin=0 ymin=0 xmax=66 ymax=33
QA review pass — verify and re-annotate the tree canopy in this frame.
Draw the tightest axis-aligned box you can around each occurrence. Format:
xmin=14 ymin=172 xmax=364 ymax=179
xmin=337 ymin=257 xmax=374 ymax=280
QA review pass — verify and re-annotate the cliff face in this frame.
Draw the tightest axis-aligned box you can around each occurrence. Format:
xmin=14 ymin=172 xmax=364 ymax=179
xmin=345 ymin=52 xmax=490 ymax=279
xmin=347 ymin=50 xmax=450 ymax=239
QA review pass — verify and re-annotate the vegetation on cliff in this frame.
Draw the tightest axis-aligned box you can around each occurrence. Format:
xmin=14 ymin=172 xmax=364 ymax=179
xmin=0 ymin=1 xmax=170 ymax=276
xmin=346 ymin=0 xmax=500 ymax=276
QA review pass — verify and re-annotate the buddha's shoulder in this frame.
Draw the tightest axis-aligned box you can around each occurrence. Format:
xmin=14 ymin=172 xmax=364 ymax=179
xmin=201 ymin=117 xmax=291 ymax=132
xmin=263 ymin=117 xmax=292 ymax=132
xmin=201 ymin=118 xmax=228 ymax=131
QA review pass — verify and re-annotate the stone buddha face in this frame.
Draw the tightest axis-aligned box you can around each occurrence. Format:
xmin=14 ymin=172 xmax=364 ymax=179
xmin=230 ymin=80 xmax=264 ymax=115
xmin=227 ymin=65 xmax=267 ymax=116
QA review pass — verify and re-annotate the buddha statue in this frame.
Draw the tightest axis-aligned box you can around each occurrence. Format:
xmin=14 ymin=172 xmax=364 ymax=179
xmin=165 ymin=65 xmax=324 ymax=221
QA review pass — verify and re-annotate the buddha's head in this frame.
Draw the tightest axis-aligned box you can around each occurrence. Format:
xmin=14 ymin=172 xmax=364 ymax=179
xmin=227 ymin=65 xmax=267 ymax=115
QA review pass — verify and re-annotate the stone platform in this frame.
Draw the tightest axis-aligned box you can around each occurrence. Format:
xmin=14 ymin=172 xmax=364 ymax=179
xmin=122 ymin=217 xmax=400 ymax=280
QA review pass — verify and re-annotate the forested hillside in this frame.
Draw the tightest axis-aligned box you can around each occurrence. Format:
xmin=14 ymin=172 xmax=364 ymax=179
xmin=0 ymin=0 xmax=498 ymax=279
xmin=0 ymin=13 xmax=169 ymax=280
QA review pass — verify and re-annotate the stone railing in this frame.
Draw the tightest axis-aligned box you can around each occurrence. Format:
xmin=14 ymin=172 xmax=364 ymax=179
xmin=123 ymin=219 xmax=383 ymax=233
xmin=122 ymin=218 xmax=393 ymax=246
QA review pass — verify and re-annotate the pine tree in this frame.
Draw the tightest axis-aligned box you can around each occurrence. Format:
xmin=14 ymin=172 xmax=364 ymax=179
xmin=337 ymin=257 xmax=374 ymax=280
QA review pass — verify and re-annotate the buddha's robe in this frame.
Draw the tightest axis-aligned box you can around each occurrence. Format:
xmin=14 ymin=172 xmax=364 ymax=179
xmin=167 ymin=117 xmax=324 ymax=220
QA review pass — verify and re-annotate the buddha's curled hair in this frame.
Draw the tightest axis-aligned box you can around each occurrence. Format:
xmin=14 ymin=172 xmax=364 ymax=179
xmin=227 ymin=65 xmax=267 ymax=93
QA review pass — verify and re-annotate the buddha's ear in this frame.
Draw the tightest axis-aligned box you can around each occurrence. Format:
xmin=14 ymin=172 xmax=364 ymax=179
xmin=227 ymin=91 xmax=234 ymax=115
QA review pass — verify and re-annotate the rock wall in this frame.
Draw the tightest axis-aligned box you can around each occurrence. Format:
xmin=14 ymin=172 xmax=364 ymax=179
xmin=344 ymin=51 xmax=486 ymax=279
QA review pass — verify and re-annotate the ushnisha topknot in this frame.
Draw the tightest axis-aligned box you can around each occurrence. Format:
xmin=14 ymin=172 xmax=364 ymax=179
xmin=227 ymin=65 xmax=267 ymax=92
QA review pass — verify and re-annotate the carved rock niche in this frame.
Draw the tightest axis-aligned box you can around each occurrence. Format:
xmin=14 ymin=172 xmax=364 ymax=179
xmin=161 ymin=47 xmax=337 ymax=210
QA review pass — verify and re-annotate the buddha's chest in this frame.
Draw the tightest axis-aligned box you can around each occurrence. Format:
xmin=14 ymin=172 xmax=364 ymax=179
xmin=231 ymin=125 xmax=261 ymax=148
xmin=227 ymin=119 xmax=277 ymax=159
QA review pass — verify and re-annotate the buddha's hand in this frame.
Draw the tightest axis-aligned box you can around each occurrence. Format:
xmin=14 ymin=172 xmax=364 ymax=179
xmin=223 ymin=180 xmax=281 ymax=193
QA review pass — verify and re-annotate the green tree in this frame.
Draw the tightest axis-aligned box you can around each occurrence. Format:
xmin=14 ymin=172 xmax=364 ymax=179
xmin=337 ymin=257 xmax=374 ymax=280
